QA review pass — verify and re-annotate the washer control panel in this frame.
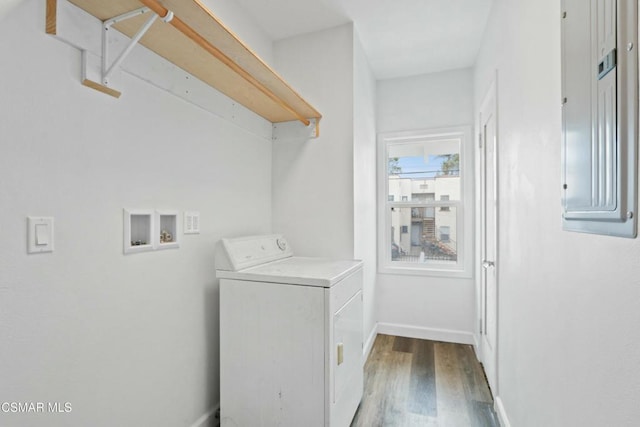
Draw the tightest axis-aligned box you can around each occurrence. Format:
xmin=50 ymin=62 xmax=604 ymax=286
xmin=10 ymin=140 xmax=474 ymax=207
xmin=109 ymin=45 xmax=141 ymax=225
xmin=216 ymin=234 xmax=293 ymax=271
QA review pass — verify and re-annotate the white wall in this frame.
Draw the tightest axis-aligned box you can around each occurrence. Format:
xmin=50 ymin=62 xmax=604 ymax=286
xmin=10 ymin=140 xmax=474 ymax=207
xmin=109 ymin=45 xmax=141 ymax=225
xmin=377 ymin=68 xmax=475 ymax=133
xmin=376 ymin=68 xmax=476 ymax=343
xmin=377 ymin=69 xmax=476 ymax=342
xmin=474 ymin=0 xmax=640 ymax=425
xmin=272 ymin=24 xmax=355 ymax=259
xmin=353 ymin=31 xmax=378 ymax=349
xmin=0 ymin=1 xmax=272 ymax=426
xmin=0 ymin=0 xmax=25 ymax=21
xmin=200 ymin=0 xmax=273 ymax=64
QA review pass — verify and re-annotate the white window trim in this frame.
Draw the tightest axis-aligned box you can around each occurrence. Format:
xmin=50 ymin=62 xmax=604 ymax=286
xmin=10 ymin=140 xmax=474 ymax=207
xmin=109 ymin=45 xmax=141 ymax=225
xmin=377 ymin=125 xmax=474 ymax=279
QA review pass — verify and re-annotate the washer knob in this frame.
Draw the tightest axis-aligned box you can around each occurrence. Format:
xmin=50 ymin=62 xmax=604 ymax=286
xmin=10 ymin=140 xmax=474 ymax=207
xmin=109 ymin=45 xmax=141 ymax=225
xmin=276 ymin=238 xmax=287 ymax=251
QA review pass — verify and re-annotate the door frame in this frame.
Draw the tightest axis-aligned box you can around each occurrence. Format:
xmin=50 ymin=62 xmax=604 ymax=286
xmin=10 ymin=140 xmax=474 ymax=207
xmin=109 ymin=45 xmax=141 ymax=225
xmin=477 ymin=72 xmax=499 ymax=395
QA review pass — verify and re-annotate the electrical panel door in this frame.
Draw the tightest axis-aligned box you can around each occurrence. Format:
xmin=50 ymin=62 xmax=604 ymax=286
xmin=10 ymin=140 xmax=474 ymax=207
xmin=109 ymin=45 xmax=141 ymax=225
xmin=561 ymin=0 xmax=638 ymax=237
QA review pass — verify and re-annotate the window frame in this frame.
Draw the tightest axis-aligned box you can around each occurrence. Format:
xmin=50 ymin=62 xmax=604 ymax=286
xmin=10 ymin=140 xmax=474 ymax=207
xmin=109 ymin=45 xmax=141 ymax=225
xmin=377 ymin=126 xmax=473 ymax=278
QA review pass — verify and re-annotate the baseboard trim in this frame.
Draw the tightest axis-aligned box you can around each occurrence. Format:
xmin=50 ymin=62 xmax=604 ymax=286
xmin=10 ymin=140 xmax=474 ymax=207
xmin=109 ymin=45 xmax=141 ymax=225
xmin=473 ymin=333 xmax=481 ymax=358
xmin=363 ymin=323 xmax=378 ymax=359
xmin=494 ymin=396 xmax=511 ymax=427
xmin=190 ymin=404 xmax=219 ymax=427
xmin=377 ymin=322 xmax=475 ymax=345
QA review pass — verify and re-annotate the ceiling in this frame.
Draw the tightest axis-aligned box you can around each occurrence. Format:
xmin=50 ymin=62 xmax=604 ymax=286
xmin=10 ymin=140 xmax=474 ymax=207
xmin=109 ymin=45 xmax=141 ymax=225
xmin=234 ymin=0 xmax=494 ymax=80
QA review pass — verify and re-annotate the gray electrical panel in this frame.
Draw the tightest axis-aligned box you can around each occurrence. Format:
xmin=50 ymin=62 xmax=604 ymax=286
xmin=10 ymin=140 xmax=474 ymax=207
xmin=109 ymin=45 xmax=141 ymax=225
xmin=561 ymin=0 xmax=638 ymax=237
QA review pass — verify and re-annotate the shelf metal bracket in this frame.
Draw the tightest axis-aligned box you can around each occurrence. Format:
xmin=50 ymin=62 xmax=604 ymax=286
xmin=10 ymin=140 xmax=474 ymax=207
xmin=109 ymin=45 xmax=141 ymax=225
xmin=99 ymin=6 xmax=174 ymax=87
xmin=272 ymin=118 xmax=319 ymax=142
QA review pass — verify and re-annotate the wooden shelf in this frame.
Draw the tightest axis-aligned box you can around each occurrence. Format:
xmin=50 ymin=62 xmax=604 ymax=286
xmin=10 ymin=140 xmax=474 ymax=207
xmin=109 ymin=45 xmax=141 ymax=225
xmin=55 ymin=0 xmax=321 ymax=125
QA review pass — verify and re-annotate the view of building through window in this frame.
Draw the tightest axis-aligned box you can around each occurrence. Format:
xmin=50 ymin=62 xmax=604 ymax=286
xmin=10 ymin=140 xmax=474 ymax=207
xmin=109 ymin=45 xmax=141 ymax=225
xmin=387 ymin=140 xmax=460 ymax=264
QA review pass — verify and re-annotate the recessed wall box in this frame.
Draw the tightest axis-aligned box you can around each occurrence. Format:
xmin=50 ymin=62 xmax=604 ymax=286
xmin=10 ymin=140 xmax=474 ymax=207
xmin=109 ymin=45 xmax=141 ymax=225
xmin=561 ymin=0 xmax=638 ymax=237
xmin=124 ymin=209 xmax=154 ymax=254
xmin=156 ymin=211 xmax=180 ymax=250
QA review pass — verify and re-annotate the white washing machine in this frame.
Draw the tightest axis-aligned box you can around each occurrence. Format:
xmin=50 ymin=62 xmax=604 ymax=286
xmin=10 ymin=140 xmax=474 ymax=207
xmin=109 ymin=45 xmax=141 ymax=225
xmin=215 ymin=234 xmax=363 ymax=427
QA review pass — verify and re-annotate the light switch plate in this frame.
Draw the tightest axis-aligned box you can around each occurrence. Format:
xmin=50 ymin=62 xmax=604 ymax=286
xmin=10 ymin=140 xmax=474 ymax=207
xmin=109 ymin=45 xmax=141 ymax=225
xmin=184 ymin=211 xmax=200 ymax=234
xmin=28 ymin=217 xmax=54 ymax=254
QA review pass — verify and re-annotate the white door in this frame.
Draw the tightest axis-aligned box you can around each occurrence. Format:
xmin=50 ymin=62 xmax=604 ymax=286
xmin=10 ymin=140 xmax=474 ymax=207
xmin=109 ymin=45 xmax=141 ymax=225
xmin=479 ymin=77 xmax=498 ymax=394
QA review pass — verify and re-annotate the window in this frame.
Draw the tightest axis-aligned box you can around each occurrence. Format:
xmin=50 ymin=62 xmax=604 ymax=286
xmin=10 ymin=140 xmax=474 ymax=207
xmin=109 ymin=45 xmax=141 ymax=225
xmin=439 ymin=195 xmax=450 ymax=211
xmin=378 ymin=126 xmax=473 ymax=277
xmin=439 ymin=226 xmax=450 ymax=243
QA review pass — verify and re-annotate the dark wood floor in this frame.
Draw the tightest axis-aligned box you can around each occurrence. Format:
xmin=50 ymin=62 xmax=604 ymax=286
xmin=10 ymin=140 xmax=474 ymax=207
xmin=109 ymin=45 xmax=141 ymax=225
xmin=351 ymin=334 xmax=499 ymax=427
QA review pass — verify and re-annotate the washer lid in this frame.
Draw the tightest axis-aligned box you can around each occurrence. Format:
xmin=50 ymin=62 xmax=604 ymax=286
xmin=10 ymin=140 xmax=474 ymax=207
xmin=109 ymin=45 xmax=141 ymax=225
xmin=216 ymin=257 xmax=363 ymax=287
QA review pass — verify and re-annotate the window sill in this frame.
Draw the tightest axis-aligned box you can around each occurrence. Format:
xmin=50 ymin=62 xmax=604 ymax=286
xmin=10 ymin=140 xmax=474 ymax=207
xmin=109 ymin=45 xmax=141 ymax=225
xmin=378 ymin=264 xmax=473 ymax=279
